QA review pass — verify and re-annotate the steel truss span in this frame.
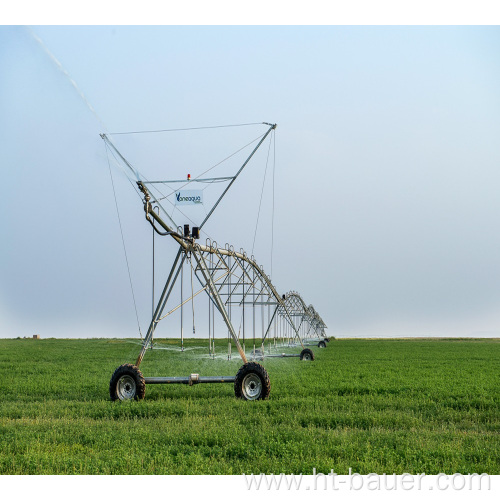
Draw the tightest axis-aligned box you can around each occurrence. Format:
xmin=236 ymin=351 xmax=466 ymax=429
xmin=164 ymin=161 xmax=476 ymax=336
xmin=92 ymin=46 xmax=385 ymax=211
xmin=278 ymin=292 xmax=329 ymax=349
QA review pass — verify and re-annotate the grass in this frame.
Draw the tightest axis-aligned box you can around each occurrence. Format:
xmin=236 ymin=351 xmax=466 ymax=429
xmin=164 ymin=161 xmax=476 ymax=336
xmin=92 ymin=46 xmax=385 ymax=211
xmin=0 ymin=337 xmax=498 ymax=474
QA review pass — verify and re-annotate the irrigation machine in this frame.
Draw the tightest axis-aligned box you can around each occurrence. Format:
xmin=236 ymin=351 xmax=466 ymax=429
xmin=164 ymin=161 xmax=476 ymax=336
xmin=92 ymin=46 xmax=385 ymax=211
xmin=102 ymin=122 xmax=328 ymax=401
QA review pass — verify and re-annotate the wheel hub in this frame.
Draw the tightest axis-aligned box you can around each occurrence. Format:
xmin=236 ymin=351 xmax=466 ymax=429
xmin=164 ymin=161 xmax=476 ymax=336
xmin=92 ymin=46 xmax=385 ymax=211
xmin=117 ymin=374 xmax=136 ymax=400
xmin=242 ymin=373 xmax=262 ymax=400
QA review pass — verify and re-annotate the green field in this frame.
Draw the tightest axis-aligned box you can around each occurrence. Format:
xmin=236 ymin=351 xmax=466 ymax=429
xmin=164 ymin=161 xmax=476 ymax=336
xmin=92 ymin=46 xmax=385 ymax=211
xmin=0 ymin=337 xmax=498 ymax=474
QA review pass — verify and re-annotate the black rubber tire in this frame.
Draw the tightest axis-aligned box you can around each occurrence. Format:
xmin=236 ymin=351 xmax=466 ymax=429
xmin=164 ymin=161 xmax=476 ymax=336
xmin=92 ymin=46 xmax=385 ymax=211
xmin=109 ymin=363 xmax=146 ymax=401
xmin=318 ymin=341 xmax=327 ymax=348
xmin=234 ymin=362 xmax=271 ymax=400
xmin=300 ymin=348 xmax=315 ymax=361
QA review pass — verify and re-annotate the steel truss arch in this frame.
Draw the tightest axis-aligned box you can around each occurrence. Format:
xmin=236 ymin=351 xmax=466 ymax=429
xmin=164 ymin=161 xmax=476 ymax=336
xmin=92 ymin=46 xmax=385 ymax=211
xmin=277 ymin=291 xmax=328 ymax=346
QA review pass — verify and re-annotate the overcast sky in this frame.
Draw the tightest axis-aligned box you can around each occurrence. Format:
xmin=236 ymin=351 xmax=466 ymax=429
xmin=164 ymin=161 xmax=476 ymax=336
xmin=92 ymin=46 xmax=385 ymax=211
xmin=1 ymin=25 xmax=499 ymax=339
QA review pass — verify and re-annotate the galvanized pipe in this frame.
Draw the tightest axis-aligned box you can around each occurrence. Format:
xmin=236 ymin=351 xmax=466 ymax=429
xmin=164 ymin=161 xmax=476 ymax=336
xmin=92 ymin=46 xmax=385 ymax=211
xmin=144 ymin=376 xmax=235 ymax=384
xmin=265 ymin=353 xmax=300 ymax=358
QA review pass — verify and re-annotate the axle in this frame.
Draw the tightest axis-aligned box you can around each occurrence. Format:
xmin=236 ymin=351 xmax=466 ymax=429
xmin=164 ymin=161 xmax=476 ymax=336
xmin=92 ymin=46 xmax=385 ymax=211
xmin=144 ymin=375 xmax=235 ymax=385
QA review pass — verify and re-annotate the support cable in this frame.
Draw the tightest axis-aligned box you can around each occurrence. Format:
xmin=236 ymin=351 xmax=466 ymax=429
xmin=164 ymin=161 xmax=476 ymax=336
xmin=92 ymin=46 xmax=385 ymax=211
xmin=104 ymin=144 xmax=143 ymax=340
xmin=153 ymin=132 xmax=266 ymax=202
xmin=108 ymin=122 xmax=265 ymax=135
xmin=251 ymin=134 xmax=273 ymax=255
xmin=271 ymin=130 xmax=276 ymax=278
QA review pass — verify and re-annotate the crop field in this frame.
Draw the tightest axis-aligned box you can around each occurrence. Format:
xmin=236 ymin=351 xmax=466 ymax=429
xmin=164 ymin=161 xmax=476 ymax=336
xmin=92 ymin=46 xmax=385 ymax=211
xmin=0 ymin=337 xmax=498 ymax=475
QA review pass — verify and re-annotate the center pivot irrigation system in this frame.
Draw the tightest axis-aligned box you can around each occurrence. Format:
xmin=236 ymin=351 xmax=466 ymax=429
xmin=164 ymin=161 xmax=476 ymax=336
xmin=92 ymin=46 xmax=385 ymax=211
xmin=102 ymin=122 xmax=328 ymax=401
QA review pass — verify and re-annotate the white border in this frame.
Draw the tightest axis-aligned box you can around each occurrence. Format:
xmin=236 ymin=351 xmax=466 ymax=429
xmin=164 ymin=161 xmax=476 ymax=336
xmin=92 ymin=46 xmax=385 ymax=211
xmin=3 ymin=1 xmax=500 ymax=25
xmin=1 ymin=474 xmax=499 ymax=500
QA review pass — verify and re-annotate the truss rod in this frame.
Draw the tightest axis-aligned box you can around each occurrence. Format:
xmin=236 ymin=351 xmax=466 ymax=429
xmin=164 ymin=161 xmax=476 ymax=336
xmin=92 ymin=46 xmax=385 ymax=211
xmin=199 ymin=123 xmax=276 ymax=230
xmin=136 ymin=248 xmax=185 ymax=367
xmin=191 ymin=247 xmax=248 ymax=363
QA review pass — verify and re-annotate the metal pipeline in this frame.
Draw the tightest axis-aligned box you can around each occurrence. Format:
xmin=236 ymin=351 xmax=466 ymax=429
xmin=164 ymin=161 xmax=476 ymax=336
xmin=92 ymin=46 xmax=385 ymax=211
xmin=144 ymin=375 xmax=236 ymax=385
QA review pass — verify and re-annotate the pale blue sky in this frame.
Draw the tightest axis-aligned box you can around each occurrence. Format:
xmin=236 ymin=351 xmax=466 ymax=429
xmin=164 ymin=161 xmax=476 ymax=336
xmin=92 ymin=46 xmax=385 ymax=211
xmin=1 ymin=26 xmax=499 ymax=338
